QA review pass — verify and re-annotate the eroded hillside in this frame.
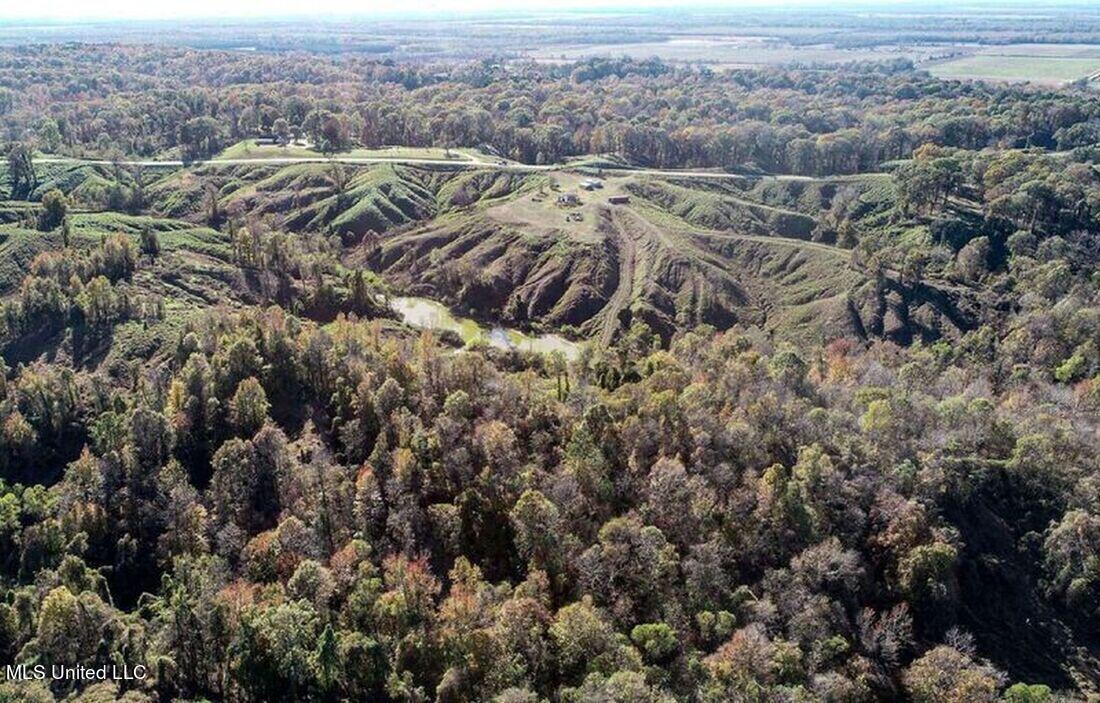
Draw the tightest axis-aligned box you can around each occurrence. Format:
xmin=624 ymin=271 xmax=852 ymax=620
xmin=360 ymin=169 xmax=980 ymax=345
xmin=1 ymin=158 xmax=990 ymax=348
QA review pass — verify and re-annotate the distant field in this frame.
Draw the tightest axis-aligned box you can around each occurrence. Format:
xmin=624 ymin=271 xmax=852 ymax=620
xmin=534 ymin=35 xmax=1100 ymax=84
xmin=532 ymin=36 xmax=945 ymax=66
xmin=927 ymin=44 xmax=1100 ymax=84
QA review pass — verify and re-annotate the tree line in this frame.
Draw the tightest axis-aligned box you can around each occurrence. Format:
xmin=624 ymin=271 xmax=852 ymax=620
xmin=2 ymin=49 xmax=1099 ymax=173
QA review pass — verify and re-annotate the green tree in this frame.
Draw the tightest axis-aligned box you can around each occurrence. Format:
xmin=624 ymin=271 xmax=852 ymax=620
xmin=36 ymin=118 xmax=62 ymax=153
xmin=233 ymin=601 xmax=321 ymax=702
xmin=130 ymin=405 xmax=173 ymax=471
xmin=956 ymin=236 xmax=990 ymax=282
xmin=1043 ymin=510 xmax=1100 ymax=613
xmin=550 ymin=596 xmax=614 ymax=677
xmin=100 ymin=233 xmax=137 ymax=281
xmin=899 ymin=542 xmax=958 ymax=606
xmin=229 ymin=377 xmax=270 ymax=437
xmin=6 ymin=142 xmax=36 ymax=199
xmin=1003 ymin=683 xmax=1052 ymax=703
xmin=140 ymin=229 xmax=161 ymax=262
xmin=77 ymin=276 xmax=115 ymax=327
xmin=273 ymin=117 xmax=291 ymax=145
xmin=37 ymin=189 xmax=67 ymax=231
xmin=179 ymin=116 xmax=223 ymax=161
xmin=630 ymin=623 xmax=678 ymax=663
xmin=313 ymin=623 xmax=340 ymax=695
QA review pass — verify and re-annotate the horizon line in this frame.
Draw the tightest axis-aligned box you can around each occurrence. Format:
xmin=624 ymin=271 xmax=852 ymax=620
xmin=3 ymin=0 xmax=1099 ymax=25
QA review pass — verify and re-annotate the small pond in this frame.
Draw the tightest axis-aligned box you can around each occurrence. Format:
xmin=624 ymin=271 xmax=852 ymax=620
xmin=391 ymin=297 xmax=582 ymax=360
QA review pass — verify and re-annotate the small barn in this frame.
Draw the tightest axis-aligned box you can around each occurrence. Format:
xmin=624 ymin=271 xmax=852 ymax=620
xmin=557 ymin=193 xmax=580 ymax=206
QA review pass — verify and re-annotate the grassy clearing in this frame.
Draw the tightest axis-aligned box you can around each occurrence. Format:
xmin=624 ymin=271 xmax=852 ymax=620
xmin=216 ymin=140 xmax=324 ymax=160
xmin=0 ymin=162 xmax=184 ymax=210
xmin=929 ymin=54 xmax=1100 ymax=84
xmin=628 ymin=178 xmax=818 ymax=239
xmin=344 ymin=146 xmax=476 ymax=161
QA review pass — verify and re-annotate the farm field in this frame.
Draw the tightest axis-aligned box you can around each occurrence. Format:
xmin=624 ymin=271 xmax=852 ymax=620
xmin=927 ymin=44 xmax=1100 ymax=84
xmin=532 ymin=35 xmax=945 ymax=66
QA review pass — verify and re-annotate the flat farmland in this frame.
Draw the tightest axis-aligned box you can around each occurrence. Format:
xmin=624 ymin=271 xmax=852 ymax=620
xmin=531 ymin=35 xmax=943 ymax=66
xmin=927 ymin=44 xmax=1100 ymax=84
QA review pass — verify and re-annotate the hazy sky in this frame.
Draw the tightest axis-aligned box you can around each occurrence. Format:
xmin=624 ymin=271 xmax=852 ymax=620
xmin=7 ymin=0 xmax=668 ymax=21
xmin=0 ymin=0 xmax=952 ymax=22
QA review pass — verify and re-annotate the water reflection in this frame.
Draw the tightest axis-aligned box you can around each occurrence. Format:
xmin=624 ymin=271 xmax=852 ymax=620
xmin=391 ymin=297 xmax=581 ymax=360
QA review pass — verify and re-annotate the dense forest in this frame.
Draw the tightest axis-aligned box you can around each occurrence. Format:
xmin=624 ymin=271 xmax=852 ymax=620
xmin=2 ymin=46 xmax=1100 ymax=172
xmin=0 ymin=33 xmax=1099 ymax=703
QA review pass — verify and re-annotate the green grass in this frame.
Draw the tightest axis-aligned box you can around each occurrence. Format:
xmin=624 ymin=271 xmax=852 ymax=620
xmin=212 ymin=162 xmax=436 ymax=234
xmin=343 ymin=146 xmax=474 ymax=161
xmin=629 ymin=178 xmax=817 ymax=238
xmin=929 ymin=55 xmax=1100 ymax=84
xmin=327 ymin=166 xmax=436 ymax=233
xmin=100 ymin=317 xmax=183 ymax=365
xmin=0 ymin=162 xmax=185 ymax=210
xmin=435 ymin=171 xmax=540 ymax=210
xmin=565 ymin=154 xmax=633 ymax=171
xmin=0 ymin=226 xmax=64 ymax=293
xmin=222 ymin=162 xmax=334 ymax=198
xmin=215 ymin=140 xmax=324 ymax=160
xmin=69 ymin=213 xmax=232 ymax=259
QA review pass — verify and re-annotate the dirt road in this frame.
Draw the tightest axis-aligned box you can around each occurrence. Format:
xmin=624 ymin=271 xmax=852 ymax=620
xmin=32 ymin=155 xmax=883 ymax=183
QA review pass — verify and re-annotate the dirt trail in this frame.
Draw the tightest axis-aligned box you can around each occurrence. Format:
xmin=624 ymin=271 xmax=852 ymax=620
xmin=596 ymin=206 xmax=637 ymax=345
xmin=32 ymin=155 xmax=886 ymax=184
xmin=590 ymin=202 xmax=845 ymax=342
xmin=695 ymin=227 xmax=843 ymax=256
